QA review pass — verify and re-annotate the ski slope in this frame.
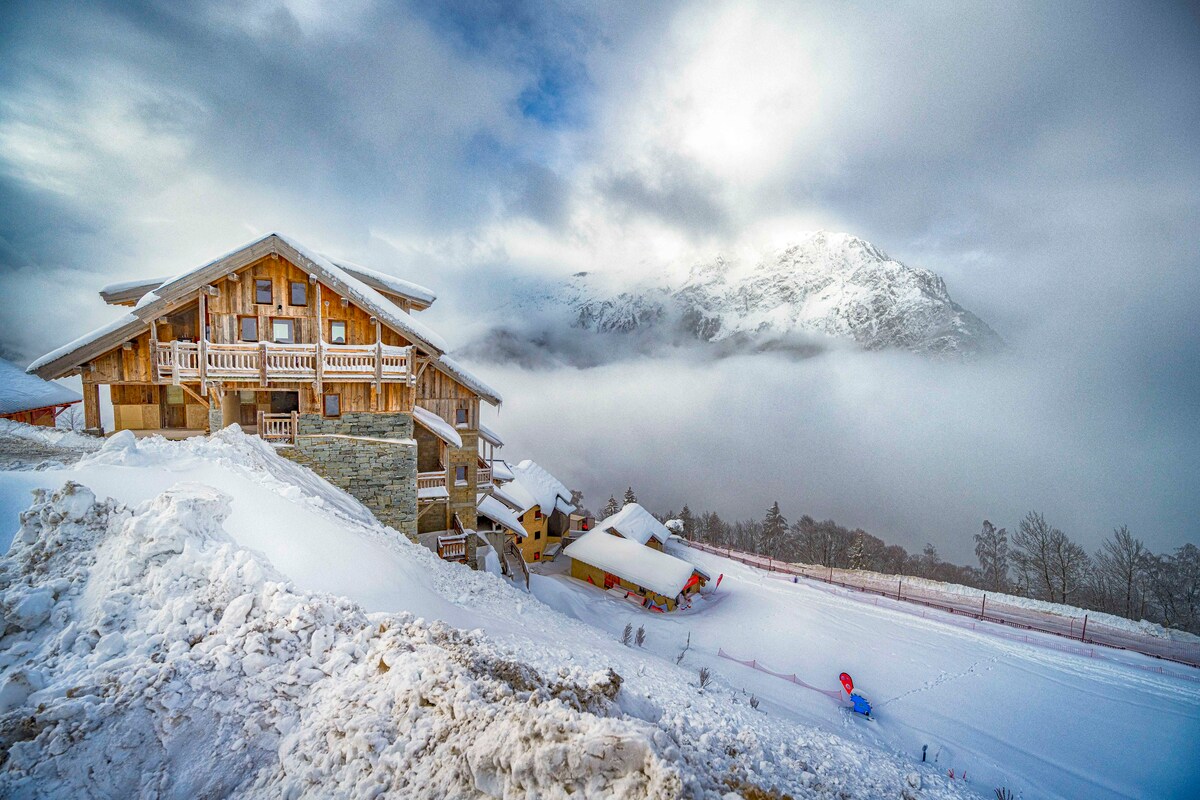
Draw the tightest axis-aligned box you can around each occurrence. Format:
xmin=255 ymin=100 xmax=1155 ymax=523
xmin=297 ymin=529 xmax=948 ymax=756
xmin=0 ymin=425 xmax=1195 ymax=798
xmin=531 ymin=545 xmax=1200 ymax=800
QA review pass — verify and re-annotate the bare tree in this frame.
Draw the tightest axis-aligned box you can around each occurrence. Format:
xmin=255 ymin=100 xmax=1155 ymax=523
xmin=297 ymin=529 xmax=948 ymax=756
xmin=1095 ymin=525 xmax=1149 ymax=619
xmin=55 ymin=404 xmax=86 ymax=432
xmin=1011 ymin=512 xmax=1090 ymax=604
xmin=698 ymin=667 xmax=712 ymax=690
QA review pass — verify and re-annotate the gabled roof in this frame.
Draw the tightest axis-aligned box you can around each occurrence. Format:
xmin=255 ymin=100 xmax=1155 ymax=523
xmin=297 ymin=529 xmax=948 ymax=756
xmin=99 ymin=260 xmax=436 ymax=311
xmin=511 ymin=460 xmax=575 ymax=517
xmin=434 ymin=355 xmax=502 ymax=407
xmin=491 ymin=459 xmax=515 ymax=482
xmin=595 ymin=503 xmax=670 ymax=546
xmin=0 ymin=358 xmax=81 ymax=415
xmin=564 ymin=530 xmax=700 ymax=598
xmin=477 ymin=493 xmax=526 ymax=537
xmin=494 ymin=479 xmax=538 ymax=516
xmin=413 ymin=405 xmax=463 ymax=449
xmin=132 ymin=233 xmax=448 ymax=355
xmin=29 ymin=233 xmax=456 ymax=382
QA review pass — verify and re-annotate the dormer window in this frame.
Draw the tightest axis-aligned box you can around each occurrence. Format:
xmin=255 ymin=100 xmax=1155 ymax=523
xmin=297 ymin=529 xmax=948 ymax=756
xmin=255 ymin=279 xmax=272 ymax=304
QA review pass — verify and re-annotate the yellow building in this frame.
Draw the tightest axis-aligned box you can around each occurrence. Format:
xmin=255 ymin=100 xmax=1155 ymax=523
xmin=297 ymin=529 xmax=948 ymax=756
xmin=564 ymin=530 xmax=708 ymax=612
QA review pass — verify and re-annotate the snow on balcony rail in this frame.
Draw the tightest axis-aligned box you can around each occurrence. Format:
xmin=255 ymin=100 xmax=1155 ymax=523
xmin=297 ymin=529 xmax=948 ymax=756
xmin=154 ymin=340 xmax=412 ymax=384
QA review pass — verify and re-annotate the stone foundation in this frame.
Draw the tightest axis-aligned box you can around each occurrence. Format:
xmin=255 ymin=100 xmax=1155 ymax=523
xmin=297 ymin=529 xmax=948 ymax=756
xmin=280 ymin=412 xmax=418 ymax=540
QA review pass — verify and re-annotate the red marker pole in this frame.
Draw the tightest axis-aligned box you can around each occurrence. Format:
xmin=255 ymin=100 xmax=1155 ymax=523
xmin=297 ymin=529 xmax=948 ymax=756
xmin=839 ymin=672 xmax=854 ymax=695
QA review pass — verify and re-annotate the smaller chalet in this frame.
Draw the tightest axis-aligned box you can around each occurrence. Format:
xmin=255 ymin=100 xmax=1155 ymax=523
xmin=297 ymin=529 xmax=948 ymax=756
xmin=476 ymin=456 xmax=576 ymax=563
xmin=0 ymin=358 xmax=81 ymax=427
xmin=564 ymin=530 xmax=708 ymax=612
xmin=595 ymin=502 xmax=670 ymax=551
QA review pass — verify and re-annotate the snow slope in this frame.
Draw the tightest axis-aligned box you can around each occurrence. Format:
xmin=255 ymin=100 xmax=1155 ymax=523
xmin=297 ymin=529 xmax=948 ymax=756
xmin=529 ymin=544 xmax=1200 ymax=800
xmin=0 ymin=427 xmax=973 ymax=799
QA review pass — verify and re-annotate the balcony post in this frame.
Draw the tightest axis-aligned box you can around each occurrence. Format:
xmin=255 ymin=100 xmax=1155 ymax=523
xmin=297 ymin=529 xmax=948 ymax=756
xmin=291 ymin=410 xmax=299 ymax=444
xmin=198 ymin=291 xmax=208 ymax=396
xmin=149 ymin=318 xmax=159 ymax=383
xmin=259 ymin=342 xmax=268 ymax=386
xmin=171 ymin=340 xmax=181 ymax=385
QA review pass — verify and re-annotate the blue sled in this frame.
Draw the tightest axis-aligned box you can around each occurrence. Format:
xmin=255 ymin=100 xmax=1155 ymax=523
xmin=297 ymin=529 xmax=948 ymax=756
xmin=849 ymin=693 xmax=874 ymax=719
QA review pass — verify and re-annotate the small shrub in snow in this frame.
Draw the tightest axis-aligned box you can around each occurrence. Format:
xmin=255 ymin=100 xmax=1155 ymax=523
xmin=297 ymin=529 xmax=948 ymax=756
xmin=635 ymin=625 xmax=646 ymax=647
xmin=621 ymin=622 xmax=633 ymax=646
xmin=749 ymin=695 xmax=760 ymax=710
xmin=698 ymin=666 xmax=712 ymax=690
xmin=995 ymin=789 xmax=1014 ymax=800
xmin=676 ymin=631 xmax=691 ymax=664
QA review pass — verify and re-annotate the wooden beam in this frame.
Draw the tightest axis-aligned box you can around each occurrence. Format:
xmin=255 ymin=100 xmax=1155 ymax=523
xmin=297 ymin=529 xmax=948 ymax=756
xmin=179 ymin=383 xmax=209 ymax=408
xmin=226 ymin=271 xmax=240 ymax=282
xmin=198 ymin=290 xmax=208 ymax=396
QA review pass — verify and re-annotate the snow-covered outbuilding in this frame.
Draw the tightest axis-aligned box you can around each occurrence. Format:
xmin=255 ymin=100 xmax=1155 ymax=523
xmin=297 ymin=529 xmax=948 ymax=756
xmin=595 ymin=503 xmax=671 ymax=551
xmin=563 ymin=530 xmax=708 ymax=612
xmin=474 ymin=454 xmax=577 ymax=563
xmin=0 ymin=358 xmax=81 ymax=427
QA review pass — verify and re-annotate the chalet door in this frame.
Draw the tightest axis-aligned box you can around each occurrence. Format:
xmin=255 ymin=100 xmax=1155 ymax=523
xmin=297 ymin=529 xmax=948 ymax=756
xmin=238 ymin=391 xmax=258 ymax=427
xmin=161 ymin=385 xmax=186 ymax=429
xmin=269 ymin=391 xmax=299 ymax=414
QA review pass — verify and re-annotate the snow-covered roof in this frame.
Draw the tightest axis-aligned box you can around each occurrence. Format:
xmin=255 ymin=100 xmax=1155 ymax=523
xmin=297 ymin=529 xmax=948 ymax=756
xmin=30 ymin=234 xmax=495 ymax=387
xmin=434 ymin=355 xmax=502 ymax=407
xmin=595 ymin=503 xmax=669 ymax=546
xmin=491 ymin=459 xmax=515 ymax=482
xmin=412 ymin=405 xmax=463 ymax=449
xmin=564 ymin=531 xmax=699 ymax=598
xmin=0 ymin=358 xmax=82 ymax=415
xmin=511 ymin=460 xmax=575 ymax=518
xmin=136 ymin=233 xmax=450 ymax=354
xmin=418 ymin=485 xmax=449 ymax=501
xmin=326 ymin=258 xmax=436 ymax=308
xmin=27 ymin=313 xmax=146 ymax=378
xmin=477 ymin=493 xmax=526 ymax=537
xmin=493 ymin=479 xmax=538 ymax=515
xmin=478 ymin=423 xmax=504 ymax=447
xmin=99 ymin=275 xmax=173 ymax=305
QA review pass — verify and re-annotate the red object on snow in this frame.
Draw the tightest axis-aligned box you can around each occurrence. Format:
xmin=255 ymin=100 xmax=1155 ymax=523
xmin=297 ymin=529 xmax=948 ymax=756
xmin=839 ymin=672 xmax=854 ymax=694
xmin=716 ymin=573 xmax=724 ymax=588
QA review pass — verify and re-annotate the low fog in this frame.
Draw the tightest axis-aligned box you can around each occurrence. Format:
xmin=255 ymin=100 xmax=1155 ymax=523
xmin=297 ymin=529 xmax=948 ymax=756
xmin=472 ymin=342 xmax=1197 ymax=566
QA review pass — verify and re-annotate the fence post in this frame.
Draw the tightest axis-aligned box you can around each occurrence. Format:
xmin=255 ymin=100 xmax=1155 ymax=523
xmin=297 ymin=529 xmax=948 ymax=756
xmin=981 ymin=594 xmax=986 ymax=618
xmin=1081 ymin=614 xmax=1088 ymax=642
xmin=897 ymin=578 xmax=902 ymax=600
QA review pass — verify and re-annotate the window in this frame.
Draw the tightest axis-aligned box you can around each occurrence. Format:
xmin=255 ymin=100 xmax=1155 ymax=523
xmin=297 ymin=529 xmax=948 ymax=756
xmin=454 ymin=465 xmax=467 ymax=485
xmin=329 ymin=320 xmax=346 ymax=344
xmin=255 ymin=279 xmax=272 ymax=304
xmin=534 ymin=529 xmax=541 ymax=540
xmin=239 ymin=316 xmax=258 ymax=342
xmin=271 ymin=318 xmax=295 ymax=343
xmin=289 ymin=281 xmax=307 ymax=306
xmin=534 ymin=509 xmax=543 ymax=520
xmin=455 ymin=407 xmax=468 ymax=426
xmin=532 ymin=551 xmax=540 ymax=560
xmin=322 ymin=393 xmax=341 ymax=417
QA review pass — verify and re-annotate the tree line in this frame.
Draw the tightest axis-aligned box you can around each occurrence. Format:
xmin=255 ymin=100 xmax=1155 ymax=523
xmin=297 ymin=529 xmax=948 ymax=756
xmin=643 ymin=498 xmax=1200 ymax=635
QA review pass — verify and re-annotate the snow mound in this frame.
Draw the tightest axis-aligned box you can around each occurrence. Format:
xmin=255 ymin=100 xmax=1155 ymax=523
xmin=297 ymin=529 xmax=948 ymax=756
xmin=0 ymin=482 xmax=694 ymax=798
xmin=0 ymin=419 xmax=100 ymax=452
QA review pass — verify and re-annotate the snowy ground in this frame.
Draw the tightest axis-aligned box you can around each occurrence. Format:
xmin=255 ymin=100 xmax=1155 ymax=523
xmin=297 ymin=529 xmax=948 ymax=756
xmin=1 ymin=424 xmax=1196 ymax=798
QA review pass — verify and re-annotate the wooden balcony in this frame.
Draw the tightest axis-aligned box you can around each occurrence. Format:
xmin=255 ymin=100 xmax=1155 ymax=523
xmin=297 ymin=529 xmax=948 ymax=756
xmin=154 ymin=340 xmax=413 ymax=385
xmin=477 ymin=465 xmax=492 ymax=487
xmin=437 ymin=532 xmax=468 ymax=562
xmin=417 ymin=471 xmax=448 ymax=502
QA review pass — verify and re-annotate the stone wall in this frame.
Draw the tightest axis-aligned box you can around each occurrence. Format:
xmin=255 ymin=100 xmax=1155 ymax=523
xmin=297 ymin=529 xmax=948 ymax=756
xmin=281 ymin=412 xmax=418 ymax=540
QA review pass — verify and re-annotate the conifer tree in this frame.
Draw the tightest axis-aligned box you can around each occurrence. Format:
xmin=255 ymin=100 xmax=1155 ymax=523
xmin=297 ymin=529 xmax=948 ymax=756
xmin=622 ymin=486 xmax=638 ymax=507
xmin=761 ymin=501 xmax=787 ymax=554
xmin=680 ymin=505 xmax=695 ymax=537
xmin=849 ymin=531 xmax=866 ymax=570
xmin=602 ymin=495 xmax=620 ymax=520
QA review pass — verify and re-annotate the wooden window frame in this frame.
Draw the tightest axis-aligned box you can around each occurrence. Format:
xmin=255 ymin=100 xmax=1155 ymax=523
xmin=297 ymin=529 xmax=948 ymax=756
xmin=238 ymin=315 xmax=259 ymax=342
xmin=322 ymin=393 xmax=341 ymax=418
xmin=454 ymin=465 xmax=468 ymax=486
xmin=255 ymin=279 xmax=273 ymax=305
xmin=289 ymin=281 xmax=308 ymax=307
xmin=329 ymin=320 xmax=347 ymax=345
xmin=455 ymin=406 xmax=468 ymax=427
xmin=271 ymin=318 xmax=295 ymax=344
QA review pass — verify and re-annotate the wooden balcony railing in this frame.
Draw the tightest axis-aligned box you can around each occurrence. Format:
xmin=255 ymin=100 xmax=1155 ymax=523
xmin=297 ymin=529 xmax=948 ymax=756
xmin=258 ymin=411 xmax=297 ymax=444
xmin=437 ymin=532 xmax=468 ymax=562
xmin=477 ymin=465 xmax=492 ymax=487
xmin=417 ymin=471 xmax=447 ymax=501
xmin=155 ymin=340 xmax=412 ymax=385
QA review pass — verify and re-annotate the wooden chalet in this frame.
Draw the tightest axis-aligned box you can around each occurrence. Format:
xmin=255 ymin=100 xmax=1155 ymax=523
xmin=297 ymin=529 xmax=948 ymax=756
xmin=27 ymin=233 xmax=502 ymax=557
xmin=594 ymin=502 xmax=671 ymax=551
